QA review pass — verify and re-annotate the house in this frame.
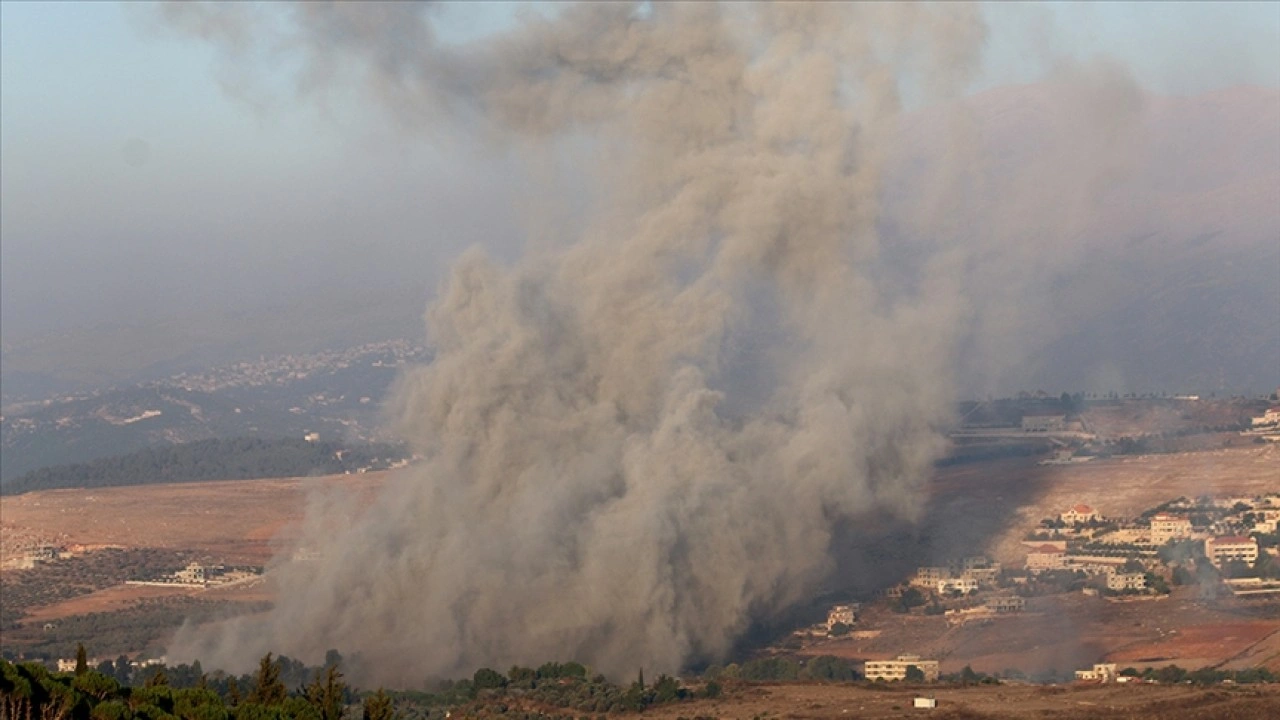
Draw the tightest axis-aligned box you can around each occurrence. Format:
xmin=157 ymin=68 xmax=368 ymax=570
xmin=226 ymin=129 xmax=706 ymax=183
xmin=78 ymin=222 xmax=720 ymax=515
xmin=864 ymin=655 xmax=941 ymax=682
xmin=1149 ymin=514 xmax=1193 ymax=544
xmin=826 ymin=604 xmax=856 ymax=630
xmin=303 ymin=431 xmax=321 ymax=443
xmin=173 ymin=562 xmax=207 ymax=586
xmin=56 ymin=659 xmax=78 ymax=673
xmin=1061 ymin=504 xmax=1099 ymax=525
xmin=1075 ymin=663 xmax=1118 ymax=682
xmin=1026 ymin=545 xmax=1068 ymax=572
xmin=913 ymin=697 xmax=937 ymax=708
xmin=1106 ymin=572 xmax=1147 ymax=592
xmin=1204 ymin=536 xmax=1259 ymax=569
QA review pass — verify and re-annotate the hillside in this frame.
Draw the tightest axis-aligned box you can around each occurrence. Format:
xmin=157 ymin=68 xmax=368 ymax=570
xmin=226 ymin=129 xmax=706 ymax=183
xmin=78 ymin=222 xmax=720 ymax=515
xmin=1 ymin=436 xmax=409 ymax=496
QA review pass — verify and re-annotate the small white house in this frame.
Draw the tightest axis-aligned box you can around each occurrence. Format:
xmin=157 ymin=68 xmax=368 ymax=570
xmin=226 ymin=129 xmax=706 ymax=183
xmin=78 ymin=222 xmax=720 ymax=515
xmin=913 ymin=697 xmax=937 ymax=708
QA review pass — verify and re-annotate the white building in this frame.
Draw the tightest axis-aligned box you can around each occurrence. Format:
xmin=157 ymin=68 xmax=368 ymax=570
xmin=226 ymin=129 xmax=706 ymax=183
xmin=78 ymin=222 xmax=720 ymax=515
xmin=1204 ymin=536 xmax=1259 ymax=569
xmin=1075 ymin=663 xmax=1118 ymax=682
xmin=937 ymin=577 xmax=979 ymax=595
xmin=864 ymin=655 xmax=940 ymax=682
xmin=1149 ymin=514 xmax=1193 ymax=545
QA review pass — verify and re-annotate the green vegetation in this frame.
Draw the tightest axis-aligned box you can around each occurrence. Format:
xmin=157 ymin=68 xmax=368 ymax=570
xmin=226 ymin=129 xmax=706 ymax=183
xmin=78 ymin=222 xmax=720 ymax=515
xmin=3 ymin=437 xmax=410 ymax=496
xmin=1119 ymin=665 xmax=1278 ymax=685
xmin=0 ymin=653 xmax=718 ymax=720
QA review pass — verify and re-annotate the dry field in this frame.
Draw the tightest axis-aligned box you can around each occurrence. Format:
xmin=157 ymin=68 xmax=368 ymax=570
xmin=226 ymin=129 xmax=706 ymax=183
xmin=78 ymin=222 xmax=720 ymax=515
xmin=0 ymin=471 xmax=389 ymax=566
xmin=803 ymin=588 xmax=1280 ymax=676
xmin=628 ymin=681 xmax=1280 ymax=719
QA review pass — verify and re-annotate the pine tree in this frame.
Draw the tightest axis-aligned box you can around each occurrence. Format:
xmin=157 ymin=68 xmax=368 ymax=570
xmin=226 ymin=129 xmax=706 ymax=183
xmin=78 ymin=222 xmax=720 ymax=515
xmin=362 ymin=689 xmax=396 ymax=720
xmin=247 ymin=653 xmax=287 ymax=707
xmin=304 ymin=664 xmax=347 ymax=720
xmin=145 ymin=667 xmax=169 ymax=687
xmin=74 ymin=644 xmax=88 ymax=676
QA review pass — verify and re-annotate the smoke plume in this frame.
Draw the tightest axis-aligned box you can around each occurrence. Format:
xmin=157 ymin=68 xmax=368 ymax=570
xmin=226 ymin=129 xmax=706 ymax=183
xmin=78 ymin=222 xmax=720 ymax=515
xmin=164 ymin=1 xmax=1149 ymax=683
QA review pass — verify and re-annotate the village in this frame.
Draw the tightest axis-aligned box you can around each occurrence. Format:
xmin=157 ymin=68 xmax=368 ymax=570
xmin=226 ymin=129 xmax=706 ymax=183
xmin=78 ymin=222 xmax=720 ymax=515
xmin=799 ymin=489 xmax=1280 ymax=684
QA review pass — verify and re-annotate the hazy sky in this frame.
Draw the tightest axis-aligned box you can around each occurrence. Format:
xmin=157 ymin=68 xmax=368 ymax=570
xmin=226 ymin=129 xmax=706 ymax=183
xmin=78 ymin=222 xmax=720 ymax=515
xmin=2 ymin=1 xmax=1278 ymax=343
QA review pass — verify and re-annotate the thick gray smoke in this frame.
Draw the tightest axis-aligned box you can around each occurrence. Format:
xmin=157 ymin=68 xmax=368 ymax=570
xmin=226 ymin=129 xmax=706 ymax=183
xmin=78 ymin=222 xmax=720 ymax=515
xmin=164 ymin=2 xmax=1145 ymax=683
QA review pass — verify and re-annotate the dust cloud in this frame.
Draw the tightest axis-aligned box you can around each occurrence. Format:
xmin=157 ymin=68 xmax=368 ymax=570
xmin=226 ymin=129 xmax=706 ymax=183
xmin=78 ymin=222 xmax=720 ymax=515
xmin=165 ymin=2 xmax=1144 ymax=684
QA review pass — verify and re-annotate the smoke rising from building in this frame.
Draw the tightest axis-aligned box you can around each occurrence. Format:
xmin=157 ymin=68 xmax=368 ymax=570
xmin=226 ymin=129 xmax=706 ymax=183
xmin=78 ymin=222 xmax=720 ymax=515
xmin=164 ymin=2 xmax=1156 ymax=683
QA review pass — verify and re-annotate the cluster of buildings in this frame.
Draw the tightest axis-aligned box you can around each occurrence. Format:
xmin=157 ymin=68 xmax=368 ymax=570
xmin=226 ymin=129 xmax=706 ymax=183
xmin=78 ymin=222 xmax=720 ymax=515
xmin=124 ymin=562 xmax=258 ymax=589
xmin=1024 ymin=494 xmax=1279 ymax=597
xmin=159 ymin=340 xmax=427 ymax=394
xmin=908 ymin=556 xmax=1002 ymax=596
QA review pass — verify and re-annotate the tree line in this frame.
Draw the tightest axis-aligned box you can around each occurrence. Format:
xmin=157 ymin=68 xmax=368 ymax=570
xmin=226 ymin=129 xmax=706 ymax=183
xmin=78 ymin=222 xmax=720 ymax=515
xmin=2 ymin=437 xmax=410 ymax=496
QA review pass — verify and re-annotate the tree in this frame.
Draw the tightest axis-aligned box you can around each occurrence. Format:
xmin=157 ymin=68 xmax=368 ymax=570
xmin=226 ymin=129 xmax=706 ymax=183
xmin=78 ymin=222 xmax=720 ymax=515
xmin=74 ymin=644 xmax=88 ymax=676
xmin=804 ymin=656 xmax=855 ymax=682
xmin=304 ymin=664 xmax=347 ymax=720
xmin=362 ymin=689 xmax=396 ymax=720
xmin=144 ymin=667 xmax=168 ymax=687
xmin=472 ymin=668 xmax=507 ymax=691
xmin=247 ymin=653 xmax=287 ymax=707
xmin=905 ymin=665 xmax=925 ymax=683
xmin=651 ymin=674 xmax=681 ymax=702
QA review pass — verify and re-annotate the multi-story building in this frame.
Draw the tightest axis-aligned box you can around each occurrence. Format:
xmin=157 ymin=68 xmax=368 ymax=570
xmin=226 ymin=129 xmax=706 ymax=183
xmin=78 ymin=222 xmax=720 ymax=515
xmin=1026 ymin=545 xmax=1068 ymax=573
xmin=1204 ymin=536 xmax=1259 ymax=569
xmin=863 ymin=655 xmax=941 ymax=682
xmin=1106 ymin=572 xmax=1147 ymax=592
xmin=1149 ymin=513 xmax=1193 ymax=544
xmin=961 ymin=566 xmax=1001 ymax=584
xmin=911 ymin=567 xmax=951 ymax=587
xmin=826 ymin=604 xmax=856 ymax=630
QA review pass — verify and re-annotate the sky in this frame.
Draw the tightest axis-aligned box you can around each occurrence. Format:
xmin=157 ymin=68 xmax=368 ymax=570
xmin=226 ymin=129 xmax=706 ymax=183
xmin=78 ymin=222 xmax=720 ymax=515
xmin=1 ymin=1 xmax=1278 ymax=348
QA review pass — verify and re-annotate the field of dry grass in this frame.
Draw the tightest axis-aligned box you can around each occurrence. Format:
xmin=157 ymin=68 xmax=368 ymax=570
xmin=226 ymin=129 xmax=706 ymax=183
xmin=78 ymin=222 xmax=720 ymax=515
xmin=0 ymin=471 xmax=388 ymax=566
xmin=628 ymin=681 xmax=1280 ymax=719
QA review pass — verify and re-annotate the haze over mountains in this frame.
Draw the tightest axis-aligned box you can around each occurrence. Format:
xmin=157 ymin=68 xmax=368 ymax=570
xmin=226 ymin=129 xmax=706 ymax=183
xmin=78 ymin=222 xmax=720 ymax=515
xmin=3 ymin=83 xmax=1275 ymax=404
